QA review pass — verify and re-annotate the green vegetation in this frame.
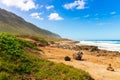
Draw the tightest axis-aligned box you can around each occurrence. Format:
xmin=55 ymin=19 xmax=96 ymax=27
xmin=0 ymin=33 xmax=94 ymax=80
xmin=18 ymin=39 xmax=41 ymax=51
xmin=38 ymin=38 xmax=48 ymax=43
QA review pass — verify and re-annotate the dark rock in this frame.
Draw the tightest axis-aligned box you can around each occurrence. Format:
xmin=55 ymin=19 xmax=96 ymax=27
xmin=64 ymin=56 xmax=71 ymax=61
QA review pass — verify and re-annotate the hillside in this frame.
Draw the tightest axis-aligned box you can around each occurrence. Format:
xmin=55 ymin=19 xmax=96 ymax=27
xmin=0 ymin=8 xmax=61 ymax=40
xmin=0 ymin=32 xmax=93 ymax=80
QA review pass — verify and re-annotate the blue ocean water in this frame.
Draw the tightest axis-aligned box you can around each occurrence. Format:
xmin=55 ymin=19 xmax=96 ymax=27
xmin=78 ymin=40 xmax=120 ymax=52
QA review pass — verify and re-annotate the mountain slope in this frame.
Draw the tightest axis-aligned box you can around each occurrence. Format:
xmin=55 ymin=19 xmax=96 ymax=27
xmin=0 ymin=8 xmax=61 ymax=39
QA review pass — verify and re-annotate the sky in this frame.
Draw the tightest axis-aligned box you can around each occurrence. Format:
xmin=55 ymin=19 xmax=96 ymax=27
xmin=0 ymin=0 xmax=120 ymax=40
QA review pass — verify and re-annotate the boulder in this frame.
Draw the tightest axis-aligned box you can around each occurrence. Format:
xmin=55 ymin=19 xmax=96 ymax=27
xmin=64 ymin=56 xmax=71 ymax=61
xmin=73 ymin=51 xmax=83 ymax=60
xmin=90 ymin=46 xmax=98 ymax=52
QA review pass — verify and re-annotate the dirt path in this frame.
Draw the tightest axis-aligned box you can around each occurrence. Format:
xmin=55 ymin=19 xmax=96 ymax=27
xmin=41 ymin=47 xmax=120 ymax=80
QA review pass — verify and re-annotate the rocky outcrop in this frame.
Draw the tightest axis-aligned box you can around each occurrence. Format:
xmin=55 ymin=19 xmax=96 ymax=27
xmin=50 ymin=40 xmax=120 ymax=57
xmin=73 ymin=51 xmax=83 ymax=60
xmin=50 ymin=40 xmax=99 ymax=52
xmin=75 ymin=45 xmax=99 ymax=51
xmin=50 ymin=40 xmax=80 ymax=50
xmin=33 ymin=41 xmax=49 ymax=47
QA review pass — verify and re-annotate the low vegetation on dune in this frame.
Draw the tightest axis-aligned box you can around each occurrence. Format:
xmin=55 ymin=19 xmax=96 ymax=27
xmin=0 ymin=32 xmax=94 ymax=80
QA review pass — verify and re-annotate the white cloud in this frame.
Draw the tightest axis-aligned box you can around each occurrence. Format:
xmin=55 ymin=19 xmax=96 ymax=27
xmin=84 ymin=14 xmax=90 ymax=18
xmin=48 ymin=13 xmax=64 ymax=21
xmin=0 ymin=0 xmax=37 ymax=11
xmin=63 ymin=0 xmax=86 ymax=10
xmin=30 ymin=12 xmax=44 ymax=20
xmin=110 ymin=11 xmax=116 ymax=15
xmin=46 ymin=5 xmax=54 ymax=10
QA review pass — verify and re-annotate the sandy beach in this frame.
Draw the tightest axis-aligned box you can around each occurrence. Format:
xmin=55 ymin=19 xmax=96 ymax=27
xmin=39 ymin=40 xmax=120 ymax=80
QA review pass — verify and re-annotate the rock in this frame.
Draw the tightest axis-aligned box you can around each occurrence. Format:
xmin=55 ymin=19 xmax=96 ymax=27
xmin=34 ymin=41 xmax=49 ymax=47
xmin=106 ymin=64 xmax=114 ymax=71
xmin=75 ymin=45 xmax=99 ymax=51
xmin=64 ymin=56 xmax=71 ymax=61
xmin=90 ymin=46 xmax=98 ymax=52
xmin=73 ymin=51 xmax=83 ymax=60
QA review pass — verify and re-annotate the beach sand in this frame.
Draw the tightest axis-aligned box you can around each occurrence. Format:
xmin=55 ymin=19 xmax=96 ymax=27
xmin=40 ymin=46 xmax=120 ymax=80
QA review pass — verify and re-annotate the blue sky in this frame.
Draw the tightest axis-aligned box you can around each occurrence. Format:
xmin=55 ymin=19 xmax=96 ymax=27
xmin=0 ymin=0 xmax=120 ymax=40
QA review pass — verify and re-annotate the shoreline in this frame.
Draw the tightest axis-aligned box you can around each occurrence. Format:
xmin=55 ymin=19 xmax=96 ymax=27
xmin=50 ymin=39 xmax=120 ymax=57
xmin=78 ymin=40 xmax=120 ymax=52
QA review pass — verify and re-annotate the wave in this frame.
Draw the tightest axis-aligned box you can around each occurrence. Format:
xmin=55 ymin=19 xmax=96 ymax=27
xmin=78 ymin=40 xmax=120 ymax=52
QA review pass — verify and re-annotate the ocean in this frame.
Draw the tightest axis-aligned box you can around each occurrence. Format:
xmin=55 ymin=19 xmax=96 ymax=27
xmin=78 ymin=40 xmax=120 ymax=52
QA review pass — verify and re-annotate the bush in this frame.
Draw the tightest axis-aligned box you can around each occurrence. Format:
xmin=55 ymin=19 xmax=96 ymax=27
xmin=18 ymin=40 xmax=36 ymax=49
xmin=38 ymin=38 xmax=48 ymax=43
xmin=0 ymin=33 xmax=38 ymax=74
xmin=0 ymin=72 xmax=10 ymax=80
xmin=49 ymin=40 xmax=55 ymax=44
xmin=0 ymin=33 xmax=24 ymax=61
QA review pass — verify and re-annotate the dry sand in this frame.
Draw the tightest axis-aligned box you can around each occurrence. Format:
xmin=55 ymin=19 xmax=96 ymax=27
xmin=40 ymin=47 xmax=120 ymax=80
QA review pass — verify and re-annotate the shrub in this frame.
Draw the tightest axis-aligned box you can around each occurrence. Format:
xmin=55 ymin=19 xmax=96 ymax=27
xmin=0 ymin=33 xmax=24 ymax=61
xmin=38 ymin=38 xmax=48 ymax=43
xmin=49 ymin=40 xmax=55 ymax=44
xmin=18 ymin=40 xmax=36 ymax=49
xmin=0 ymin=72 xmax=10 ymax=80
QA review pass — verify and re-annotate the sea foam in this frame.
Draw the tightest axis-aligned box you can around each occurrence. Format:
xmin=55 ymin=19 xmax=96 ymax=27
xmin=78 ymin=40 xmax=120 ymax=52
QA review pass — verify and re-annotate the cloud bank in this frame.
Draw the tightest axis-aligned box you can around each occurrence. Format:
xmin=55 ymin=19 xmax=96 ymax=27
xmin=0 ymin=0 xmax=37 ymax=11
